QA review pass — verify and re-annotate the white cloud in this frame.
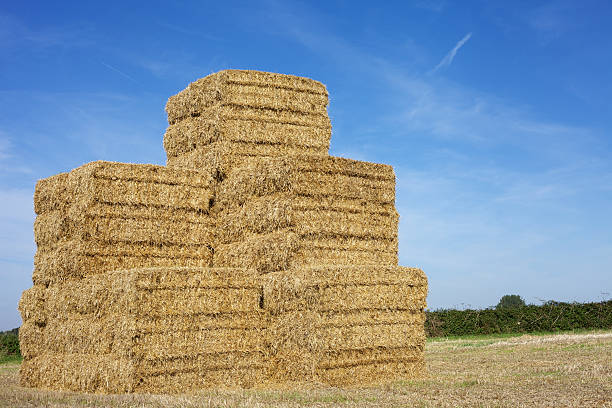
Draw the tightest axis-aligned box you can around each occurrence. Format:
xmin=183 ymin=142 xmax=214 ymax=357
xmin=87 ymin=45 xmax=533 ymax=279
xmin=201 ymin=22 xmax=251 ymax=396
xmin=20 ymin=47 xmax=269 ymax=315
xmin=431 ymin=32 xmax=472 ymax=73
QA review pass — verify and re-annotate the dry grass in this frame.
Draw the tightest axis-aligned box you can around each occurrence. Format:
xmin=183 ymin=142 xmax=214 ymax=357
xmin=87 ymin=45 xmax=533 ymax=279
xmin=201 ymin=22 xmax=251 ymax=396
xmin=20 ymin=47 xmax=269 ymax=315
xmin=2 ymin=330 xmax=610 ymax=407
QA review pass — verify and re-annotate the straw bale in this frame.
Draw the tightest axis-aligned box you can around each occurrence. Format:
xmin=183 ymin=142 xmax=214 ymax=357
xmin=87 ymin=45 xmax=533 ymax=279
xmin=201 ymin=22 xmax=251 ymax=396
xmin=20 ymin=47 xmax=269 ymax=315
xmin=65 ymin=161 xmax=212 ymax=212
xmin=264 ymin=265 xmax=427 ymax=313
xmin=39 ymin=266 xmax=257 ymax=314
xmin=34 ymin=161 xmax=212 ymax=213
xmin=20 ymin=267 xmax=267 ymax=392
xmin=166 ymin=142 xmax=325 ymax=178
xmin=216 ymin=194 xmax=398 ymax=244
xmin=214 ymin=232 xmax=398 ymax=274
xmin=34 ymin=206 xmax=214 ymax=248
xmin=21 ymin=352 xmax=268 ymax=393
xmin=17 ymin=285 xmax=46 ymax=324
xmin=301 ymin=235 xmax=397 ymax=253
xmin=34 ymin=172 xmax=69 ymax=215
xmin=214 ymin=232 xmax=298 ymax=273
xmin=166 ymin=69 xmax=328 ymax=124
xmin=263 ymin=266 xmax=427 ymax=385
xmin=216 ymin=156 xmax=395 ymax=210
xmin=20 ymin=354 xmax=135 ymax=393
xmin=33 ymin=241 xmax=214 ymax=286
xmin=20 ymin=316 xmax=265 ymax=359
xmin=164 ymin=117 xmax=330 ymax=158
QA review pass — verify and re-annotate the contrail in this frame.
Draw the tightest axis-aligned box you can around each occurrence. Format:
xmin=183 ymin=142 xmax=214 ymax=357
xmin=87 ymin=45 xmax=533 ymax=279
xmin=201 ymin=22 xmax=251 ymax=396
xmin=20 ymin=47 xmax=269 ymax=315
xmin=432 ymin=32 xmax=472 ymax=73
xmin=100 ymin=61 xmax=138 ymax=83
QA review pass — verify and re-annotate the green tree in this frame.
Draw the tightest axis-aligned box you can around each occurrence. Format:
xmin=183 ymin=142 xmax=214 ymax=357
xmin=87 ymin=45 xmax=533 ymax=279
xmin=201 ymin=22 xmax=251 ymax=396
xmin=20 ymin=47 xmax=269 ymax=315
xmin=496 ymin=294 xmax=526 ymax=309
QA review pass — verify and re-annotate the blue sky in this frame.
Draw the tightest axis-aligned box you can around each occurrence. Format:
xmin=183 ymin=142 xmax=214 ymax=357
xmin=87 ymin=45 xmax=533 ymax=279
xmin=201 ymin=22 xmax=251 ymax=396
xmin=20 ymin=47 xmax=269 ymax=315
xmin=1 ymin=1 xmax=611 ymax=329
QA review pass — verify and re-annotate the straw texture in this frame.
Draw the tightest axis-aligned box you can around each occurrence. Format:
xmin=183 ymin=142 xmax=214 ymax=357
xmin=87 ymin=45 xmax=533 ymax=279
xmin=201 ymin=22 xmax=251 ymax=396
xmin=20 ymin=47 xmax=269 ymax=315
xmin=263 ymin=265 xmax=428 ymax=386
xmin=20 ymin=69 xmax=428 ymax=392
xmin=164 ymin=70 xmax=331 ymax=176
xmin=213 ymin=155 xmax=398 ymax=273
xmin=32 ymin=161 xmax=215 ymax=286
xmin=20 ymin=267 xmax=266 ymax=393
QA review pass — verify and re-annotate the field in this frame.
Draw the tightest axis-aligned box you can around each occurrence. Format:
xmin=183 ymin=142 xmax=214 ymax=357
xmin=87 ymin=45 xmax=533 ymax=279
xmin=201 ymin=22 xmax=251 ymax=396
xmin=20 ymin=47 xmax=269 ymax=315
xmin=1 ymin=330 xmax=610 ymax=408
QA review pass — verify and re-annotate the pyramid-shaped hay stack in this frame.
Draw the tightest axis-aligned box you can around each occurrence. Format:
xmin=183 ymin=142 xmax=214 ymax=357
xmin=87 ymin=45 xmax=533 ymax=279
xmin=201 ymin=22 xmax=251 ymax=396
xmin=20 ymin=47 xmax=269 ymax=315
xmin=18 ymin=69 xmax=428 ymax=392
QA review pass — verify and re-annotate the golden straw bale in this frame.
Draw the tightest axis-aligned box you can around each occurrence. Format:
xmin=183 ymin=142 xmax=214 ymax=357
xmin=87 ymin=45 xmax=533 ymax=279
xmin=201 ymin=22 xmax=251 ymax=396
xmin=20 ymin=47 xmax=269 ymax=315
xmin=33 ymin=240 xmax=214 ymax=286
xmin=166 ymin=141 xmax=324 ymax=178
xmin=263 ymin=265 xmax=428 ymax=386
xmin=33 ymin=172 xmax=69 ymax=215
xmin=20 ymin=354 xmax=135 ymax=393
xmin=34 ymin=206 xmax=214 ymax=248
xmin=216 ymin=156 xmax=396 ymax=211
xmin=216 ymin=194 xmax=398 ymax=244
xmin=65 ymin=161 xmax=212 ymax=211
xmin=165 ymin=69 xmax=329 ymax=124
xmin=17 ymin=285 xmax=46 ymax=324
xmin=164 ymin=117 xmax=330 ymax=158
xmin=20 ymin=267 xmax=267 ymax=393
xmin=264 ymin=266 xmax=427 ymax=313
xmin=214 ymin=232 xmax=398 ymax=274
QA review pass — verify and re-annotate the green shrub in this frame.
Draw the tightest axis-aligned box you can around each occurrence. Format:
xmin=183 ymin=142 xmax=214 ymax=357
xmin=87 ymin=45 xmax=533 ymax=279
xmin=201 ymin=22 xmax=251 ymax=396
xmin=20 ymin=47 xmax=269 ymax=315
xmin=0 ymin=329 xmax=20 ymax=357
xmin=426 ymin=300 xmax=612 ymax=337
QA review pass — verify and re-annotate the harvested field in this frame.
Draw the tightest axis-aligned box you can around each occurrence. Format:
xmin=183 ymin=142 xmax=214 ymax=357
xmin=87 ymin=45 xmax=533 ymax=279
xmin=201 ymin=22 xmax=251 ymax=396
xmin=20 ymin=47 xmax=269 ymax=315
xmin=2 ymin=331 xmax=610 ymax=407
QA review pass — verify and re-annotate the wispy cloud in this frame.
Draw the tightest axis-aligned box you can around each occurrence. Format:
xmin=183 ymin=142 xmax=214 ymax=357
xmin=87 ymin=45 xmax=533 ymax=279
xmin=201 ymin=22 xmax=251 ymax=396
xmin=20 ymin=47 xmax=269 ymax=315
xmin=431 ymin=32 xmax=472 ymax=73
xmin=100 ymin=61 xmax=139 ymax=83
xmin=0 ymin=12 xmax=92 ymax=50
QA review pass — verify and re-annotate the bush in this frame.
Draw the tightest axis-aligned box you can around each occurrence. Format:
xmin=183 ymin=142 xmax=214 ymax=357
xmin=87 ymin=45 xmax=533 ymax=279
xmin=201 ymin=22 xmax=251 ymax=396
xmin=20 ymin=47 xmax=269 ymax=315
xmin=496 ymin=294 xmax=525 ymax=309
xmin=0 ymin=329 xmax=20 ymax=357
xmin=425 ymin=300 xmax=612 ymax=337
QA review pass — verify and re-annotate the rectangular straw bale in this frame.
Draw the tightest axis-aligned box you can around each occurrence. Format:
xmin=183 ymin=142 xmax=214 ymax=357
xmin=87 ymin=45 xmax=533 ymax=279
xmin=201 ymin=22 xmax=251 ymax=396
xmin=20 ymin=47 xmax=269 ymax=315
xmin=216 ymin=155 xmax=396 ymax=211
xmin=264 ymin=266 xmax=428 ymax=313
xmin=21 ymin=266 xmax=267 ymax=393
xmin=21 ymin=352 xmax=267 ymax=393
xmin=216 ymin=194 xmax=398 ymax=244
xmin=263 ymin=265 xmax=428 ymax=385
xmin=20 ymin=354 xmax=135 ymax=393
xmin=19 ymin=316 xmax=265 ymax=359
xmin=34 ymin=206 xmax=215 ymax=248
xmin=166 ymin=69 xmax=328 ymax=124
xmin=214 ymin=232 xmax=398 ymax=274
xmin=166 ymin=141 xmax=325 ymax=178
xmin=40 ymin=265 xmax=258 ymax=315
xmin=164 ymin=117 xmax=330 ymax=158
xmin=18 ymin=285 xmax=46 ymax=324
xmin=66 ymin=161 xmax=213 ymax=212
xmin=34 ymin=172 xmax=69 ymax=214
xmin=33 ymin=241 xmax=213 ymax=286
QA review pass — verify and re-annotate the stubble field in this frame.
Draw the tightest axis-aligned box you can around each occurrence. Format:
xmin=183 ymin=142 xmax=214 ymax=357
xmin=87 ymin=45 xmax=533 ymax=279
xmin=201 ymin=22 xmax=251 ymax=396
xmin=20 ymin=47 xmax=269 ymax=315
xmin=1 ymin=330 xmax=610 ymax=408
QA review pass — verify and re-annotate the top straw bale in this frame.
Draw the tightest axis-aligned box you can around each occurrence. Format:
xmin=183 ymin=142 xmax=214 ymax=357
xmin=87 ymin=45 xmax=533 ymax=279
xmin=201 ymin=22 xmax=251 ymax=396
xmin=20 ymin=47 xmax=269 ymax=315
xmin=166 ymin=70 xmax=329 ymax=124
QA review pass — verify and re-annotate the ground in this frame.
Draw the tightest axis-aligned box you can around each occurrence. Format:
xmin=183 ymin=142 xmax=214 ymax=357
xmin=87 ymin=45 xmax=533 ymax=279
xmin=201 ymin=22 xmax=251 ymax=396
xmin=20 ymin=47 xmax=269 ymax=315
xmin=1 ymin=330 xmax=610 ymax=407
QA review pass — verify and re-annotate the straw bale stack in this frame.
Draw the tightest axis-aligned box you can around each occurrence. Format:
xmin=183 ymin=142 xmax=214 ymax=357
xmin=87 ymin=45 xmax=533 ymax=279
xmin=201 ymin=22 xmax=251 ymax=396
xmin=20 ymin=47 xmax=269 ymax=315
xmin=213 ymin=156 xmax=399 ymax=273
xmin=263 ymin=265 xmax=428 ymax=386
xmin=164 ymin=70 xmax=331 ymax=178
xmin=32 ymin=161 xmax=215 ymax=286
xmin=19 ymin=267 xmax=266 ymax=393
xmin=18 ymin=69 xmax=429 ymax=392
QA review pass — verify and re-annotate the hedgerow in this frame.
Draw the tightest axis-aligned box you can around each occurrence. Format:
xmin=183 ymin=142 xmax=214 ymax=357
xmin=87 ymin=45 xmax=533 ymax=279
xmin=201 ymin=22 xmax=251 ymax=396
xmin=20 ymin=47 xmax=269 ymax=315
xmin=425 ymin=300 xmax=612 ymax=337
